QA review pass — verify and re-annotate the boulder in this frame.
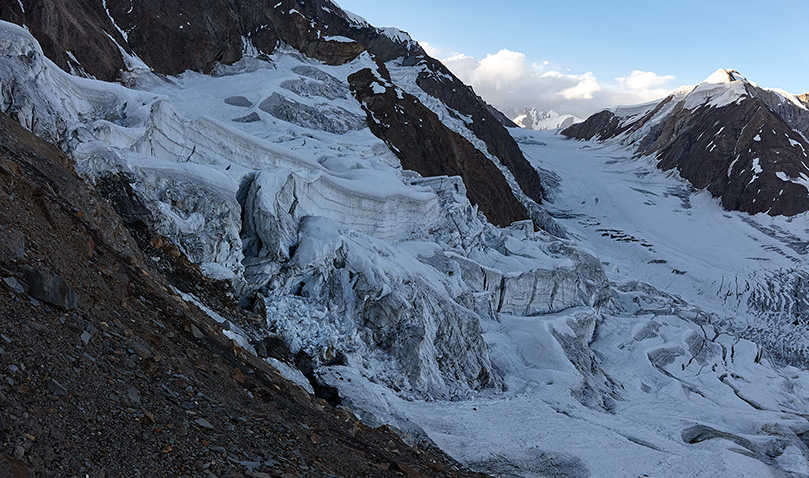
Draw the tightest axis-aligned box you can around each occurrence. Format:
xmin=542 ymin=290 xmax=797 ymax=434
xmin=20 ymin=267 xmax=77 ymax=310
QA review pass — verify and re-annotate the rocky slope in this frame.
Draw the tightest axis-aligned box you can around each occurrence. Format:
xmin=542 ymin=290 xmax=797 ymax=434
xmin=0 ymin=0 xmax=543 ymax=227
xmin=563 ymin=69 xmax=809 ymax=216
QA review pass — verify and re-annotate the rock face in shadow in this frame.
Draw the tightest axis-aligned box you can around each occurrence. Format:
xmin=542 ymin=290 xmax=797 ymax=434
xmin=349 ymin=67 xmax=529 ymax=226
xmin=20 ymin=267 xmax=77 ymax=310
xmin=1 ymin=0 xmax=543 ymax=229
xmin=564 ymin=70 xmax=809 ymax=216
xmin=562 ymin=110 xmax=627 ymax=142
xmin=413 ymin=56 xmax=545 ymax=204
xmin=0 ymin=0 xmax=364 ymax=79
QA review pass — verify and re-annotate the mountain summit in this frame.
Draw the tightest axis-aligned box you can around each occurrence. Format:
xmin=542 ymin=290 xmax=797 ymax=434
xmin=564 ymin=69 xmax=809 ymax=216
xmin=703 ymin=68 xmax=752 ymax=84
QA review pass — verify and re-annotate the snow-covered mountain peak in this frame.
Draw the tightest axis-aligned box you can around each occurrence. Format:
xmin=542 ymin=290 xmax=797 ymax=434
xmin=509 ymin=106 xmax=581 ymax=131
xmin=703 ymin=68 xmax=751 ymax=85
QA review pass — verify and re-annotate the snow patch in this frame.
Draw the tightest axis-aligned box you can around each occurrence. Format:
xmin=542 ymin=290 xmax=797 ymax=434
xmin=102 ymin=0 xmax=129 ymax=42
xmin=340 ymin=9 xmax=370 ymax=28
xmin=323 ymin=35 xmax=354 ymax=43
xmin=775 ymin=171 xmax=809 ymax=192
xmin=749 ymin=157 xmax=762 ymax=184
xmin=703 ymin=68 xmax=751 ymax=85
xmin=380 ymin=27 xmax=412 ymax=44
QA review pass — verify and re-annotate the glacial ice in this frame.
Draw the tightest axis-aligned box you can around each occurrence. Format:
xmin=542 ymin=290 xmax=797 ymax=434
xmin=0 ymin=21 xmax=609 ymax=400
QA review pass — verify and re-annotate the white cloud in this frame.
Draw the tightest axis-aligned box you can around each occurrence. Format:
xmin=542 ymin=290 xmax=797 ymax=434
xmin=610 ymin=70 xmax=677 ymax=105
xmin=558 ymin=72 xmax=601 ymax=100
xmin=470 ymin=50 xmax=526 ymax=89
xmin=618 ymin=70 xmax=675 ymax=90
xmin=419 ymin=41 xmax=440 ymax=58
xmin=440 ymin=50 xmax=676 ymax=118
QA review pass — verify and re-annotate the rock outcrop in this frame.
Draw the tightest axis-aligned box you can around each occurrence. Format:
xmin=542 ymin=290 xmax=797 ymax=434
xmin=349 ymin=67 xmax=529 ymax=226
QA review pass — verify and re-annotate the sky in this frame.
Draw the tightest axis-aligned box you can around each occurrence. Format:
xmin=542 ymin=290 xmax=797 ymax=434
xmin=334 ymin=0 xmax=809 ymax=118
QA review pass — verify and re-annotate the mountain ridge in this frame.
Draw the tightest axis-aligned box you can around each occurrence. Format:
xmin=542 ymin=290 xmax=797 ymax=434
xmin=563 ymin=68 xmax=809 ymax=216
xmin=507 ymin=107 xmax=580 ymax=131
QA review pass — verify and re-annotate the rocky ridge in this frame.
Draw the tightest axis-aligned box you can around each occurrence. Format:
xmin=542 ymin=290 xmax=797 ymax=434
xmin=563 ymin=69 xmax=809 ymax=216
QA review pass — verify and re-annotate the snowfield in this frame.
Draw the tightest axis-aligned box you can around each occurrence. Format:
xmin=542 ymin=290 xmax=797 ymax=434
xmin=519 ymin=130 xmax=809 ymax=364
xmin=4 ymin=18 xmax=809 ymax=478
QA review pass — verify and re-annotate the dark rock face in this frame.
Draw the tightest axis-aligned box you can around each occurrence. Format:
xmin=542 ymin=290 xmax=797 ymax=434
xmin=655 ymin=99 xmax=809 ymax=216
xmin=564 ymin=77 xmax=809 ymax=216
xmin=2 ymin=0 xmax=412 ymax=82
xmin=413 ymin=57 xmax=545 ymax=203
xmin=562 ymin=110 xmax=625 ymax=142
xmin=350 ymin=68 xmax=529 ymax=226
xmin=94 ymin=172 xmax=153 ymax=227
xmin=0 ymin=1 xmax=127 ymax=80
xmin=1 ymin=0 xmax=364 ymax=80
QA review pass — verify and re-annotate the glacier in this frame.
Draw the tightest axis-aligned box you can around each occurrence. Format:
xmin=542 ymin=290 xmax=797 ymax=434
xmin=5 ymin=18 xmax=809 ymax=478
xmin=0 ymin=22 xmax=607 ymax=401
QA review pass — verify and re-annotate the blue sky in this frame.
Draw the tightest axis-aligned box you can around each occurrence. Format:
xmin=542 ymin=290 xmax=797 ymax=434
xmin=335 ymin=0 xmax=809 ymax=117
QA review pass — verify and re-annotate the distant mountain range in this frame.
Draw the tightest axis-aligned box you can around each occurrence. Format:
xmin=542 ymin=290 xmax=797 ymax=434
xmin=564 ymin=69 xmax=809 ymax=216
xmin=505 ymin=107 xmax=581 ymax=131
